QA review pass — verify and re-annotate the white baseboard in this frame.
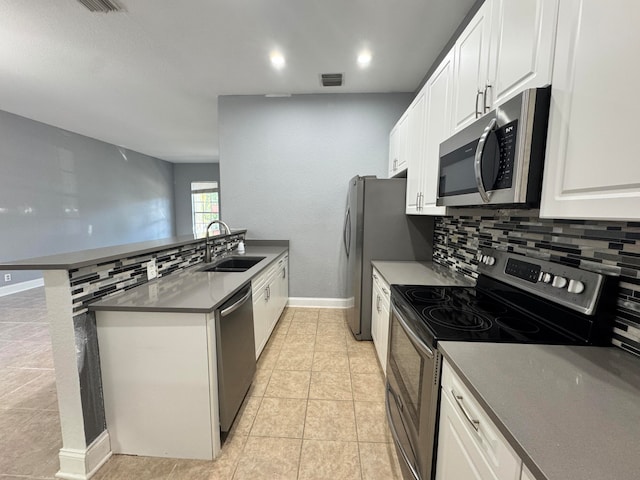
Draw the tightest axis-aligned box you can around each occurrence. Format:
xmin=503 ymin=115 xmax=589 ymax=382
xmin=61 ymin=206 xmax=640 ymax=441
xmin=287 ymin=297 xmax=349 ymax=309
xmin=56 ymin=431 xmax=112 ymax=480
xmin=0 ymin=278 xmax=44 ymax=297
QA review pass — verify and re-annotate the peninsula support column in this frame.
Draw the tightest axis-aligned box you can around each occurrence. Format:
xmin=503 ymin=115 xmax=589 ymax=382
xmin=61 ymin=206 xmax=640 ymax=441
xmin=43 ymin=271 xmax=111 ymax=480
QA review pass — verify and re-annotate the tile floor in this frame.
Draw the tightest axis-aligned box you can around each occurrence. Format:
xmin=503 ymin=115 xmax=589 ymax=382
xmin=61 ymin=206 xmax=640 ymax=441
xmin=0 ymin=288 xmax=402 ymax=480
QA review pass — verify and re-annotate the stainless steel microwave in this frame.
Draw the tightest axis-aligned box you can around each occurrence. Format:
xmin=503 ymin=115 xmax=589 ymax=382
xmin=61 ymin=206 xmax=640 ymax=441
xmin=437 ymin=86 xmax=551 ymax=207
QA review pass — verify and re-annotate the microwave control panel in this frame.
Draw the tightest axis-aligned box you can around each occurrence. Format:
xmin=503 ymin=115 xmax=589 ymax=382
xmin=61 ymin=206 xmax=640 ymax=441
xmin=493 ymin=119 xmax=518 ymax=190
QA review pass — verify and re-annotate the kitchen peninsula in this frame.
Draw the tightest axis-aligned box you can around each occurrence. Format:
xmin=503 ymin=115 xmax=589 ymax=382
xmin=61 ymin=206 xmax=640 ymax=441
xmin=0 ymin=233 xmax=287 ymax=480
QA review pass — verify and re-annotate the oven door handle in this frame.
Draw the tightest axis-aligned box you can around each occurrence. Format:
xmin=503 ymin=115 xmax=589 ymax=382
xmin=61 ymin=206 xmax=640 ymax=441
xmin=385 ymin=388 xmax=421 ymax=480
xmin=474 ymin=117 xmax=498 ymax=204
xmin=391 ymin=304 xmax=434 ymax=360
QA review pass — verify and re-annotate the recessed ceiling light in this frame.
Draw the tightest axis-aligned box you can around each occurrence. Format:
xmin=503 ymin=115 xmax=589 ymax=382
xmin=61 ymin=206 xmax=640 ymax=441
xmin=357 ymin=51 xmax=372 ymax=68
xmin=270 ymin=52 xmax=286 ymax=69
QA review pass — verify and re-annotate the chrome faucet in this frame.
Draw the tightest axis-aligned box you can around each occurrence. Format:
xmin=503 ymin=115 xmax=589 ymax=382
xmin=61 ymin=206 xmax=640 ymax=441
xmin=204 ymin=220 xmax=232 ymax=263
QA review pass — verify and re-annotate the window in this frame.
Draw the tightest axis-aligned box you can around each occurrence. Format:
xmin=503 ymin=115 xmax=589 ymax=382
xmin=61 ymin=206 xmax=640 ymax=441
xmin=191 ymin=181 xmax=220 ymax=237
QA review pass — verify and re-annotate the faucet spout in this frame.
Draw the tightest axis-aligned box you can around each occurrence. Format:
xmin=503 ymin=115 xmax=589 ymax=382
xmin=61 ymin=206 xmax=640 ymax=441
xmin=204 ymin=220 xmax=232 ymax=263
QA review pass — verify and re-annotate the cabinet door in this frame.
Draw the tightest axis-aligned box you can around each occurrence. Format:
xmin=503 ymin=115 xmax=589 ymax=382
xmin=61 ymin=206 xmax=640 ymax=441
xmin=540 ymin=0 xmax=640 ymax=221
xmin=389 ymin=114 xmax=408 ymax=177
xmin=252 ymin=286 xmax=269 ymax=359
xmin=370 ymin=281 xmax=381 ymax=352
xmin=422 ymin=49 xmax=455 ymax=215
xmin=436 ymin=392 xmax=499 ymax=480
xmin=486 ymin=0 xmax=558 ymax=109
xmin=388 ymin=124 xmax=399 ymax=178
xmin=274 ymin=261 xmax=288 ymax=321
xmin=452 ymin=0 xmax=493 ymax=133
xmin=406 ymin=91 xmax=427 ymax=214
xmin=378 ymin=295 xmax=390 ymax=376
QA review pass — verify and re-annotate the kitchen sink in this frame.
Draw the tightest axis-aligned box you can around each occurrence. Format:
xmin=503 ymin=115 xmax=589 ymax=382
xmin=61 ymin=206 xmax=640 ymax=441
xmin=199 ymin=256 xmax=265 ymax=273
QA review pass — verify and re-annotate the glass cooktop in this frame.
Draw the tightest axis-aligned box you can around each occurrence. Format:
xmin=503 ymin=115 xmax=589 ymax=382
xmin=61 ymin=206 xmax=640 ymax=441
xmin=392 ymin=284 xmax=585 ymax=346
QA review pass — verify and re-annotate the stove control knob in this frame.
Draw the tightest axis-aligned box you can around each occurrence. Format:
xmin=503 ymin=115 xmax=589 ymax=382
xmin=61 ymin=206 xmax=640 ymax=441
xmin=568 ymin=279 xmax=585 ymax=294
xmin=486 ymin=256 xmax=496 ymax=266
xmin=552 ymin=276 xmax=568 ymax=289
xmin=542 ymin=272 xmax=553 ymax=284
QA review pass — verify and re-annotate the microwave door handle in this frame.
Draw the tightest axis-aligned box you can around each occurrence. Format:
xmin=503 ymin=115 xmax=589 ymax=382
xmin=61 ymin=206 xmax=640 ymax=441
xmin=474 ymin=117 xmax=498 ymax=203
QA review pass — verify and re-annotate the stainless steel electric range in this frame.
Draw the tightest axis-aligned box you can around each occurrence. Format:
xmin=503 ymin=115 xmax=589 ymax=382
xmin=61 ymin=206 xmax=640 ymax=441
xmin=385 ymin=248 xmax=617 ymax=480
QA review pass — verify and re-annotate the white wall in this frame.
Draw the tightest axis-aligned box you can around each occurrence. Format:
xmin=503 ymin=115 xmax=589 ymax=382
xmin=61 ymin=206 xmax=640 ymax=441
xmin=218 ymin=93 xmax=412 ymax=299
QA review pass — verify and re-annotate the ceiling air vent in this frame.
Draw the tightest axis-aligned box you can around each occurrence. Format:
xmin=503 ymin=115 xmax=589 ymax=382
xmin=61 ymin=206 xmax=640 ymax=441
xmin=321 ymin=73 xmax=344 ymax=87
xmin=76 ymin=0 xmax=124 ymax=13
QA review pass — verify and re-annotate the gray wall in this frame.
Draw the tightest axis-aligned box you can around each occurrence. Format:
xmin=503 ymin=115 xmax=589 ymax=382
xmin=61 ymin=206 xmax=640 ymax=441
xmin=0 ymin=110 xmax=175 ymax=285
xmin=218 ymin=93 xmax=412 ymax=299
xmin=173 ymin=163 xmax=220 ymax=235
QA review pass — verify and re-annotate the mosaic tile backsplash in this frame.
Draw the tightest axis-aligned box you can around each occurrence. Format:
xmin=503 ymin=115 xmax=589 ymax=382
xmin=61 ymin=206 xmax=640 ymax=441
xmin=432 ymin=211 xmax=640 ymax=357
xmin=69 ymin=233 xmax=245 ymax=315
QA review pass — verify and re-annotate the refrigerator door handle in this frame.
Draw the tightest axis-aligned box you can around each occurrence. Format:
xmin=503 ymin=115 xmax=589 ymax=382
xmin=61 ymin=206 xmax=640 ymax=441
xmin=343 ymin=208 xmax=351 ymax=257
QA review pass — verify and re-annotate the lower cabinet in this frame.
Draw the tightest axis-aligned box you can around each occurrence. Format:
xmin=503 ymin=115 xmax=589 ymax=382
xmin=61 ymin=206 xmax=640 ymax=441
xmin=371 ymin=268 xmax=391 ymax=375
xmin=436 ymin=360 xmax=522 ymax=480
xmin=252 ymin=252 xmax=289 ymax=358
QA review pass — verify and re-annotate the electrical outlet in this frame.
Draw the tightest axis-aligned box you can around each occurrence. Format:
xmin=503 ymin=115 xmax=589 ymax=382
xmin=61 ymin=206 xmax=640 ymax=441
xmin=4 ymin=274 xmax=11 ymax=282
xmin=146 ymin=259 xmax=157 ymax=280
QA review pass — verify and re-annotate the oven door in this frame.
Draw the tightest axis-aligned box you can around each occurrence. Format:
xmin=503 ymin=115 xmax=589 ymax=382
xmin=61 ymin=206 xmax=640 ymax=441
xmin=386 ymin=303 xmax=441 ymax=480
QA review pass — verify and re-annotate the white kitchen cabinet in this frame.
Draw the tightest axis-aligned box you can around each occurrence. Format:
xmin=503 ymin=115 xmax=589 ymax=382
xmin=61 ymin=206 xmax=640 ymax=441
xmin=405 ymin=91 xmax=427 ymax=214
xmin=452 ymin=0 xmax=557 ymax=132
xmin=371 ymin=268 xmax=391 ymax=375
xmin=419 ymin=49 xmax=455 ymax=215
xmin=485 ymin=0 xmax=558 ymax=110
xmin=452 ymin=0 xmax=493 ymax=132
xmin=252 ymin=281 xmax=269 ymax=358
xmin=252 ymin=252 xmax=289 ymax=358
xmin=389 ymin=113 xmax=409 ymax=177
xmin=540 ymin=0 xmax=640 ymax=221
xmin=436 ymin=360 xmax=521 ymax=480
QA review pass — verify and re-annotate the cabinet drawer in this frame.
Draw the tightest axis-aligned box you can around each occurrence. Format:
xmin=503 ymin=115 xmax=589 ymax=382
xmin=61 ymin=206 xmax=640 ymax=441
xmin=372 ymin=268 xmax=391 ymax=306
xmin=440 ymin=361 xmax=521 ymax=480
xmin=252 ymin=252 xmax=287 ymax=293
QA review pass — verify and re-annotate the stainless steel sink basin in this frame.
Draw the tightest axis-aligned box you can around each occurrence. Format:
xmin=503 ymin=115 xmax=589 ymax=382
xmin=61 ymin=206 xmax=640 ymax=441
xmin=199 ymin=256 xmax=265 ymax=273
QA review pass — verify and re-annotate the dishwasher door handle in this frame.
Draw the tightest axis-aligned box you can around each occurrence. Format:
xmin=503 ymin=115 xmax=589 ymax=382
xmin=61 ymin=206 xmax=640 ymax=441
xmin=221 ymin=288 xmax=252 ymax=317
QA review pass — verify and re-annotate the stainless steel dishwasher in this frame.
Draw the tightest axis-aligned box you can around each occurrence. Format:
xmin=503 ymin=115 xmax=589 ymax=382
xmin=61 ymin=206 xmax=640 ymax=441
xmin=215 ymin=282 xmax=256 ymax=432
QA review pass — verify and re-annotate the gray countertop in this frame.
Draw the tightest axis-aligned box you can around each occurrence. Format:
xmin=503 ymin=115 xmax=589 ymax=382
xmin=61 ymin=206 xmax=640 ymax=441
xmin=90 ymin=245 xmax=288 ymax=314
xmin=439 ymin=342 xmax=640 ymax=480
xmin=0 ymin=231 xmax=246 ymax=270
xmin=371 ymin=260 xmax=475 ymax=287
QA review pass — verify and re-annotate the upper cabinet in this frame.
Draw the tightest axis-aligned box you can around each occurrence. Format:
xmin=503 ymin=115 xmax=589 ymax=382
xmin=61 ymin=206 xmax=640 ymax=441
xmin=407 ymin=50 xmax=454 ymax=215
xmin=421 ymin=50 xmax=455 ymax=215
xmin=405 ymin=91 xmax=427 ymax=214
xmin=540 ymin=0 xmax=640 ymax=221
xmin=452 ymin=0 xmax=558 ymax=133
xmin=486 ymin=0 xmax=558 ymax=110
xmin=452 ymin=0 xmax=493 ymax=133
xmin=388 ymin=113 xmax=408 ymax=177
xmin=392 ymin=0 xmax=560 ymax=216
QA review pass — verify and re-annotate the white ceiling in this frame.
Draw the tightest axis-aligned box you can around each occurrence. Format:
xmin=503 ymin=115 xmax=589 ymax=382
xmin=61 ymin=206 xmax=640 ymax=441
xmin=0 ymin=0 xmax=475 ymax=163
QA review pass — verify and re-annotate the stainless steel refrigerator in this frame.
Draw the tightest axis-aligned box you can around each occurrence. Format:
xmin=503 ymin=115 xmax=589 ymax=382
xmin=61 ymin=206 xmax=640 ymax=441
xmin=344 ymin=175 xmax=434 ymax=340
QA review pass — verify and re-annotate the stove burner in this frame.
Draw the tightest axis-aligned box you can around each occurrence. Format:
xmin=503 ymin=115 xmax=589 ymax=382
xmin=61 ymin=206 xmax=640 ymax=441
xmin=424 ymin=307 xmax=492 ymax=331
xmin=468 ymin=299 xmax=509 ymax=315
xmin=407 ymin=288 xmax=449 ymax=303
xmin=495 ymin=316 xmax=541 ymax=334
